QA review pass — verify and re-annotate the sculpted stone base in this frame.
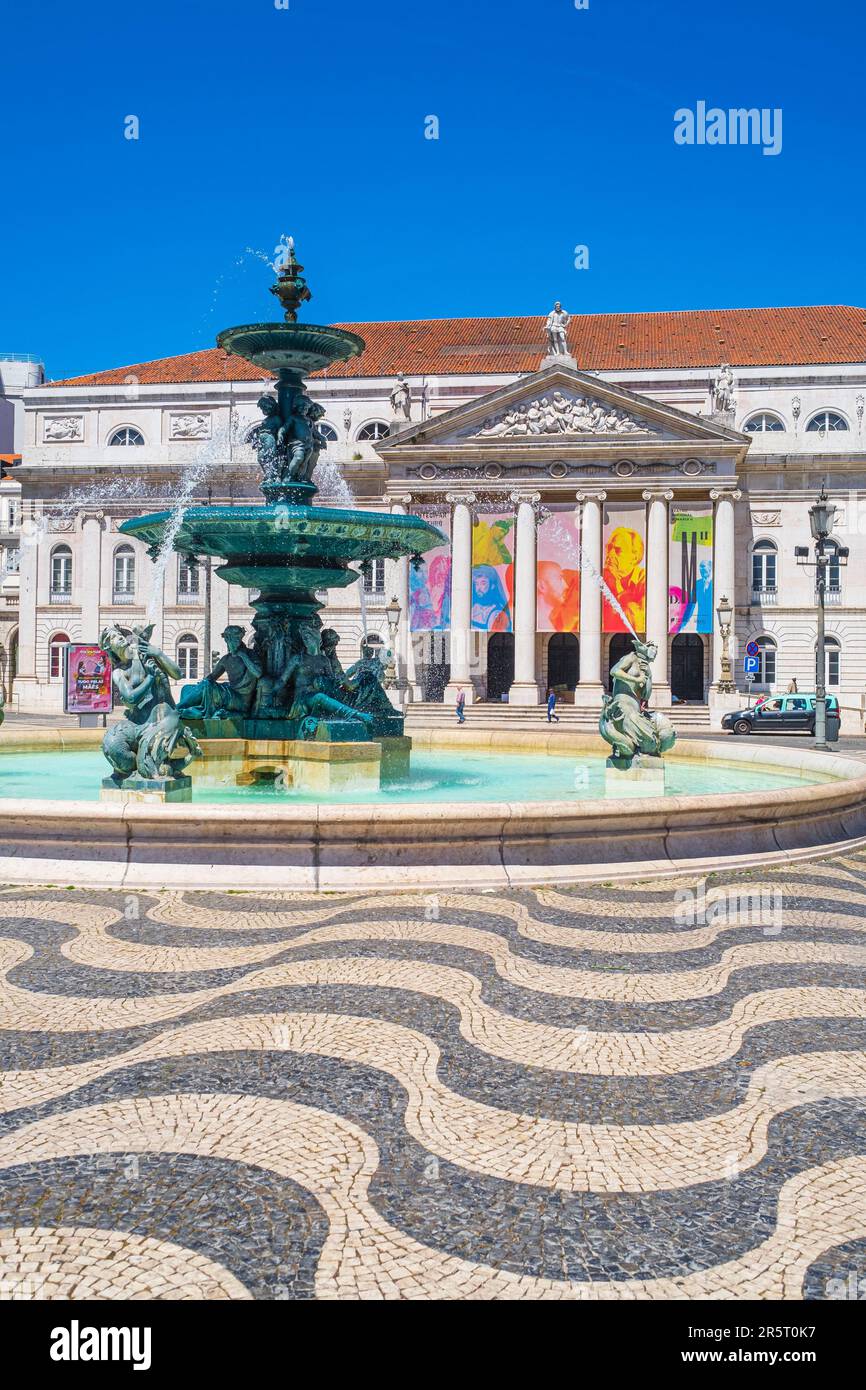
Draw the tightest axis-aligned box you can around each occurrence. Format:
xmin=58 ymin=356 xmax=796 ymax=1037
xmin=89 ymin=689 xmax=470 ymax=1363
xmin=604 ymin=759 xmax=666 ymax=798
xmin=100 ymin=774 xmax=193 ymax=804
xmin=187 ymin=735 xmax=413 ymax=795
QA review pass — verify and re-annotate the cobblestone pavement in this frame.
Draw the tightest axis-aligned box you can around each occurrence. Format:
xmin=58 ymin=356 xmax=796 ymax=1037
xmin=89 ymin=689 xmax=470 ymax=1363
xmin=1 ymin=852 xmax=865 ymax=1301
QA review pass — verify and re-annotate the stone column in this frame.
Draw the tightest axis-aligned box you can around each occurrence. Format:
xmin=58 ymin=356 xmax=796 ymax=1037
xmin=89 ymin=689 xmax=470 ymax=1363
xmin=14 ymin=503 xmax=39 ymax=702
xmin=209 ymin=568 xmax=231 ymax=669
xmin=79 ymin=511 xmax=105 ymax=641
xmin=573 ymin=490 xmax=606 ymax=707
xmin=391 ymin=494 xmax=418 ymax=703
xmin=710 ymin=488 xmax=742 ymax=688
xmin=509 ymin=490 xmax=542 ymax=704
xmin=643 ymin=489 xmax=673 ymax=704
xmin=444 ymin=491 xmax=476 ymax=703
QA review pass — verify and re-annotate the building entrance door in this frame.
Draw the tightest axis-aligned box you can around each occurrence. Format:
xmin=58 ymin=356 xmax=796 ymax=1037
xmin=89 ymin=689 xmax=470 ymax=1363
xmin=547 ymin=633 xmax=579 ymax=691
xmin=671 ymin=634 xmax=705 ymax=701
xmin=487 ymin=633 xmax=515 ymax=700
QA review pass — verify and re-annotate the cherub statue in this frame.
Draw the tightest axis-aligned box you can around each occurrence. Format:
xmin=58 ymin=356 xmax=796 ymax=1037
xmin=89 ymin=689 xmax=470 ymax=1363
xmin=599 ymin=639 xmax=676 ymax=770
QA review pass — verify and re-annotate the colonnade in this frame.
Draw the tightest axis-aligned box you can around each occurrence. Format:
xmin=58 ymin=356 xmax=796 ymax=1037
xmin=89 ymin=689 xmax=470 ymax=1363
xmin=392 ymin=486 xmax=742 ymax=706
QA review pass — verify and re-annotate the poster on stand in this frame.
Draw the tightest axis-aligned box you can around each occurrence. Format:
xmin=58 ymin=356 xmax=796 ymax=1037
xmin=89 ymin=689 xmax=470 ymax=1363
xmin=63 ymin=643 xmax=112 ymax=714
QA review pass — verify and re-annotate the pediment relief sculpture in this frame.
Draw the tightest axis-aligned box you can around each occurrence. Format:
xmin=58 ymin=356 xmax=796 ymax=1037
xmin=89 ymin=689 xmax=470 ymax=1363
xmin=465 ymin=392 xmax=659 ymax=440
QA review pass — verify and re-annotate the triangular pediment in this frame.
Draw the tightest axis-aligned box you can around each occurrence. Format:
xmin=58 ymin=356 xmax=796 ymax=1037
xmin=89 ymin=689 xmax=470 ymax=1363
xmin=382 ymin=363 xmax=748 ymax=450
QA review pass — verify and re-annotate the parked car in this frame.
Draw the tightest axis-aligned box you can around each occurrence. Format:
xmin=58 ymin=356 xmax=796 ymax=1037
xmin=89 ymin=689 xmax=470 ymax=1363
xmin=722 ymin=694 xmax=840 ymax=738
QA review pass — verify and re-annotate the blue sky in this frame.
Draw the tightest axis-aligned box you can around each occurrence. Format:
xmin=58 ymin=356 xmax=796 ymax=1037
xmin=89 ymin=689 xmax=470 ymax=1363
xmin=2 ymin=0 xmax=862 ymax=379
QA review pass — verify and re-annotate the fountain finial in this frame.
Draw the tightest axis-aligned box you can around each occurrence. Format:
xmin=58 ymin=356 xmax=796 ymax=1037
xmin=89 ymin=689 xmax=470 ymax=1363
xmin=270 ymin=237 xmax=313 ymax=322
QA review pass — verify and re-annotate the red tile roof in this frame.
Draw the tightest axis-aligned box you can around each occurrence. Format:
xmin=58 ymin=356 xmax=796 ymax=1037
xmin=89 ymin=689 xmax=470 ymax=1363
xmin=46 ymin=306 xmax=866 ymax=387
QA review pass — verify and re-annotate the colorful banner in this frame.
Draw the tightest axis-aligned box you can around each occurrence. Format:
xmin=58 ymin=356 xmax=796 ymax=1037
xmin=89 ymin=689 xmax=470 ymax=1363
xmin=410 ymin=512 xmax=452 ymax=631
xmin=472 ymin=511 xmax=514 ymax=632
xmin=537 ymin=505 xmax=581 ymax=633
xmin=669 ymin=505 xmax=714 ymax=634
xmin=64 ymin=643 xmax=112 ymax=714
xmin=602 ymin=501 xmax=647 ymax=633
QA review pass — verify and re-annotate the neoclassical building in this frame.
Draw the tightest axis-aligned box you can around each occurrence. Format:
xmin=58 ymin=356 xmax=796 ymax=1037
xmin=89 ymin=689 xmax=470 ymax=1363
xmin=7 ymin=305 xmax=866 ymax=729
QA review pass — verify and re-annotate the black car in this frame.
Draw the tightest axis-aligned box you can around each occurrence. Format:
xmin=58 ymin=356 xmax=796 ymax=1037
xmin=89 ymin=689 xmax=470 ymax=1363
xmin=721 ymin=693 xmax=840 ymax=738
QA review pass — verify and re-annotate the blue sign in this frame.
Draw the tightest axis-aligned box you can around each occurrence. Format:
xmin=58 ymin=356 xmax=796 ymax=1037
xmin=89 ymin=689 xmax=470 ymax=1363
xmin=746 ymin=640 xmax=760 ymax=658
xmin=744 ymin=655 xmax=760 ymax=674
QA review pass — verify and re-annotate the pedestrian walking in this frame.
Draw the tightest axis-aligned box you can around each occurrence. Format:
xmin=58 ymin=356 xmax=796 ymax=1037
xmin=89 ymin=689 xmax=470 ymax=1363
xmin=456 ymin=687 xmax=466 ymax=724
xmin=546 ymin=688 xmax=560 ymax=723
xmin=787 ymin=677 xmax=798 ymax=694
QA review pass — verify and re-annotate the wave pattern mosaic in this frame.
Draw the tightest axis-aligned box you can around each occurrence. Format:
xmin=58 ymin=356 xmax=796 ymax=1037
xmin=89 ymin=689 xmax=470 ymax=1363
xmin=1 ymin=857 xmax=865 ymax=1300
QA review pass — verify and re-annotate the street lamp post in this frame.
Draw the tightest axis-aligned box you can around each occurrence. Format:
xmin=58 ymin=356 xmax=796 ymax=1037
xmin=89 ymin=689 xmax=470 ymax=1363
xmin=796 ymin=484 xmax=848 ymax=751
xmin=716 ymin=594 xmax=735 ymax=693
xmin=383 ymin=594 xmax=401 ymax=690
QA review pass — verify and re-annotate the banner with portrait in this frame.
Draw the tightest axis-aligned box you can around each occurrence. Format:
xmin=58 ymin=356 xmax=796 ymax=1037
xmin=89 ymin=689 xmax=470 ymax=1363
xmin=537 ymin=504 xmax=581 ymax=632
xmin=602 ymin=500 xmax=647 ymax=633
xmin=668 ymin=504 xmax=714 ymax=635
xmin=409 ymin=511 xmax=452 ymax=632
xmin=471 ymin=510 xmax=515 ymax=632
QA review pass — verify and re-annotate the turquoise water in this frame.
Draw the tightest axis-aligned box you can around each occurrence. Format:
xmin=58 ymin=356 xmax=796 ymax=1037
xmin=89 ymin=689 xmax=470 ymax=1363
xmin=0 ymin=749 xmax=829 ymax=805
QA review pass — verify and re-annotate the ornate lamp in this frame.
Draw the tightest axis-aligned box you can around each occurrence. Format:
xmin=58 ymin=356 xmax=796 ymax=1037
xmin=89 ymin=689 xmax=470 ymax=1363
xmin=716 ymin=593 xmax=735 ymax=693
xmin=809 ymin=483 xmax=836 ymax=542
xmin=383 ymin=595 xmax=401 ymax=689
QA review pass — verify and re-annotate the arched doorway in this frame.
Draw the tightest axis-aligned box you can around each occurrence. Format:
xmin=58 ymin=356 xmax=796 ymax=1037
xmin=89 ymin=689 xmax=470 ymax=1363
xmin=671 ymin=634 xmax=705 ymax=701
xmin=607 ymin=633 xmax=636 ymax=690
xmin=547 ymin=633 xmax=579 ymax=692
xmin=487 ymin=633 xmax=514 ymax=700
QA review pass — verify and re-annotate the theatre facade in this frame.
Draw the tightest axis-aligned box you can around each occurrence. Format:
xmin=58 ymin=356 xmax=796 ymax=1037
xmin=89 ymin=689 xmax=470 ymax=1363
xmin=7 ymin=305 xmax=866 ymax=728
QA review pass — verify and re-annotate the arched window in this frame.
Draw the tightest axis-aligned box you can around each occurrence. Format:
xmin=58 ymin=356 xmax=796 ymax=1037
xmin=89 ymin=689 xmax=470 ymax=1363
xmin=50 ymin=544 xmax=72 ymax=602
xmin=48 ymin=632 xmax=70 ymax=679
xmin=362 ymin=558 xmax=386 ymax=594
xmin=113 ymin=545 xmax=135 ymax=602
xmin=755 ymin=635 xmax=777 ymax=687
xmin=806 ymin=411 xmax=849 ymax=434
xmin=317 ymin=422 xmax=338 ymax=442
xmin=176 ymin=634 xmax=199 ymax=681
xmin=751 ymin=539 xmax=777 ymax=594
xmin=818 ymin=636 xmax=840 ymax=689
xmin=744 ymin=412 xmax=784 ymax=433
xmin=178 ymin=556 xmax=200 ymax=601
xmin=108 ymin=427 xmax=145 ymax=446
xmin=357 ymin=421 xmax=390 ymax=442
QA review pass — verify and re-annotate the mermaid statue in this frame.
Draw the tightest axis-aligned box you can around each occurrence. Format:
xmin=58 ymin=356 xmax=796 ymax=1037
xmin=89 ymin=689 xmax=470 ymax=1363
xmin=599 ymin=638 xmax=676 ymax=770
xmin=100 ymin=623 xmax=202 ymax=791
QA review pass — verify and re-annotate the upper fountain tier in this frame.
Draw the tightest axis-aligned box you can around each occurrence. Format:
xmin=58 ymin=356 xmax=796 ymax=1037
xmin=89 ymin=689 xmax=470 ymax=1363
xmin=217 ymin=239 xmax=365 ymax=379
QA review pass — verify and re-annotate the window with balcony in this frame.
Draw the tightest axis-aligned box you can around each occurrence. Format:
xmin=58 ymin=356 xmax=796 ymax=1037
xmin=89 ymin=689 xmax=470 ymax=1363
xmin=178 ymin=556 xmax=200 ymax=603
xmin=113 ymin=545 xmax=136 ymax=603
xmin=50 ymin=545 xmax=72 ymax=603
xmin=362 ymin=558 xmax=386 ymax=595
xmin=751 ymin=540 xmax=777 ymax=602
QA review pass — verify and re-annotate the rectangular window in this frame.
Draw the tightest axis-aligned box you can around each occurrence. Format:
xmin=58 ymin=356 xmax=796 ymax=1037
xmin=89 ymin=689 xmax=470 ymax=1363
xmin=363 ymin=558 xmax=386 ymax=594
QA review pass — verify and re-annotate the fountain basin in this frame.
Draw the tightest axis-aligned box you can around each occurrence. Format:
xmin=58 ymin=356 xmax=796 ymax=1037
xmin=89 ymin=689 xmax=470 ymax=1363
xmin=216 ymin=322 xmax=365 ymax=375
xmin=1 ymin=730 xmax=864 ymax=890
xmin=120 ymin=505 xmax=445 ymax=567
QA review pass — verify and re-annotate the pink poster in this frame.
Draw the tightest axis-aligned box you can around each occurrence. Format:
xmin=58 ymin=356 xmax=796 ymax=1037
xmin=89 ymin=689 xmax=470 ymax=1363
xmin=537 ymin=505 xmax=581 ymax=632
xmin=64 ymin=644 xmax=112 ymax=714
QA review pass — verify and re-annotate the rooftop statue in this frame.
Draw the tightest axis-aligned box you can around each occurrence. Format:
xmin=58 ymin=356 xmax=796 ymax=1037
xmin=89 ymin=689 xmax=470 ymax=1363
xmin=599 ymin=639 xmax=676 ymax=771
xmin=545 ymin=302 xmax=571 ymax=358
xmin=100 ymin=623 xmax=202 ymax=788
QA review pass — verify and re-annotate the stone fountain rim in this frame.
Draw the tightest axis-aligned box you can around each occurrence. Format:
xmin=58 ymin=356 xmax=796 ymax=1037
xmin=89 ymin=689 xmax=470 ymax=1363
xmin=2 ymin=732 xmax=864 ymax=889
